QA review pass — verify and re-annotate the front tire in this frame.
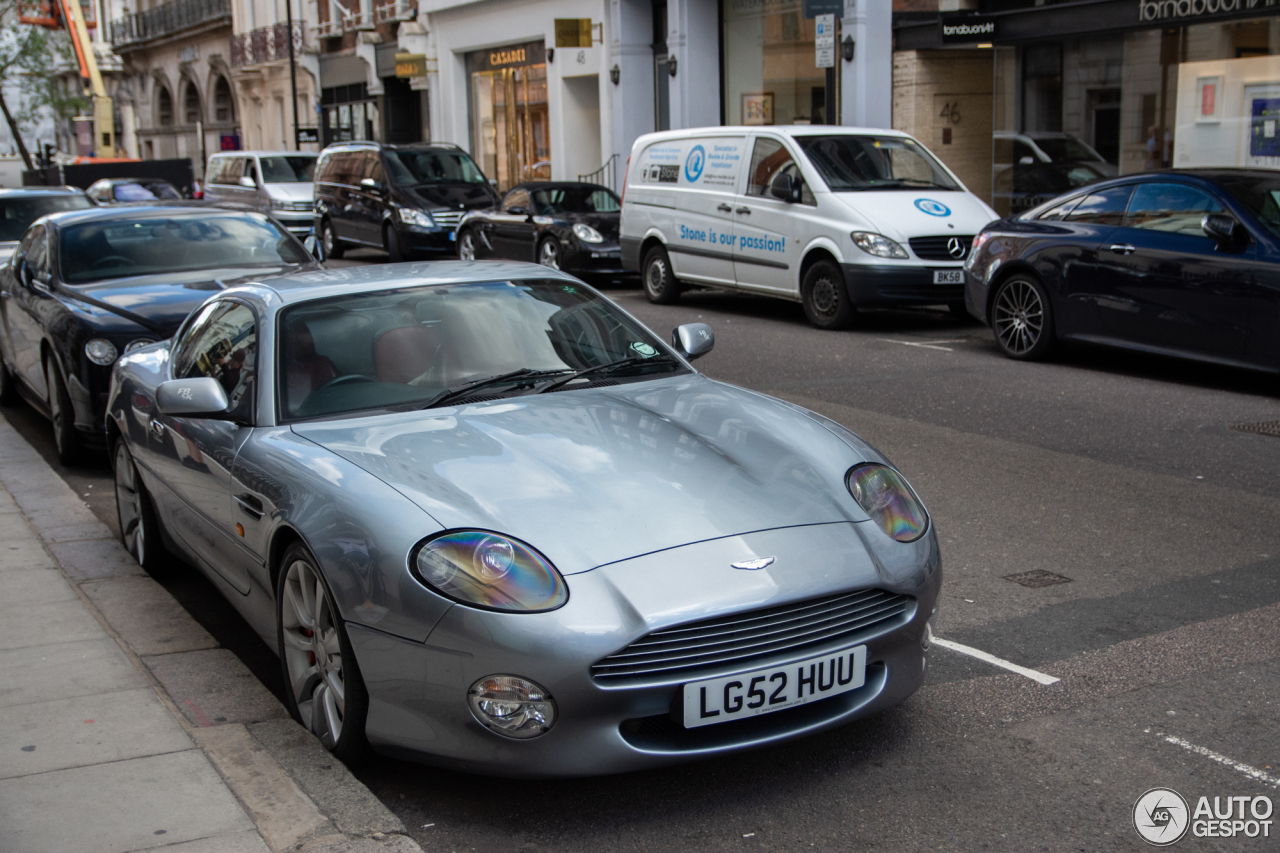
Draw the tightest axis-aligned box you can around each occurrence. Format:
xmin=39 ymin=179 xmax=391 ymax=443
xmin=383 ymin=224 xmax=404 ymax=263
xmin=642 ymin=244 xmax=681 ymax=304
xmin=277 ymin=542 xmax=370 ymax=762
xmin=321 ymin=219 xmax=345 ymax=260
xmin=991 ymin=274 xmax=1055 ymax=361
xmin=537 ymin=237 xmax=560 ymax=270
xmin=114 ymin=440 xmax=169 ymax=573
xmin=45 ymin=358 xmax=84 ymax=466
xmin=801 ymin=260 xmax=856 ymax=330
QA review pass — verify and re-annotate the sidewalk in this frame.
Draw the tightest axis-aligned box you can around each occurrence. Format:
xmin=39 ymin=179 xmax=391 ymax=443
xmin=0 ymin=418 xmax=422 ymax=853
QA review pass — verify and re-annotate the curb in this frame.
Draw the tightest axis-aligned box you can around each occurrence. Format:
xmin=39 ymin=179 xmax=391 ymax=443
xmin=0 ymin=419 xmax=424 ymax=853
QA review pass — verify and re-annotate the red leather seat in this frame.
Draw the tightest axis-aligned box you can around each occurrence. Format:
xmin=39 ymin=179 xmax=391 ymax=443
xmin=375 ymin=325 xmax=440 ymax=384
xmin=285 ymin=324 xmax=338 ymax=412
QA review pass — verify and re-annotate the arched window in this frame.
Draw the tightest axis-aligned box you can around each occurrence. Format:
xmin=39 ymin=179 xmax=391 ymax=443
xmin=158 ymin=85 xmax=173 ymax=127
xmin=213 ymin=76 xmax=233 ymax=123
xmin=183 ymin=82 xmax=201 ymax=125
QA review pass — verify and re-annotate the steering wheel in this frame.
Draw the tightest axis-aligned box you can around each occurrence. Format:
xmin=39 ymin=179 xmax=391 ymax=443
xmin=316 ymin=374 xmax=376 ymax=391
xmin=89 ymin=255 xmax=134 ymax=270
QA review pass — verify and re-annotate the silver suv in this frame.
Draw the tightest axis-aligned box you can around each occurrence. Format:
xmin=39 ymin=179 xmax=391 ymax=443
xmin=203 ymin=151 xmax=317 ymax=236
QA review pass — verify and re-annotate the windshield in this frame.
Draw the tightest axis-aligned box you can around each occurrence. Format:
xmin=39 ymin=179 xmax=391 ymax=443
xmin=259 ymin=156 xmax=316 ymax=183
xmin=1216 ymin=174 xmax=1280 ymax=238
xmin=532 ymin=187 xmax=620 ymax=214
xmin=385 ymin=148 xmax=488 ymax=186
xmin=115 ymin=181 xmax=181 ymax=201
xmin=279 ymin=280 xmax=680 ymax=420
xmin=1032 ymin=136 xmax=1103 ymax=163
xmin=0 ymin=195 xmax=90 ymax=241
xmin=796 ymin=135 xmax=961 ymax=192
xmin=60 ymin=214 xmax=309 ymax=284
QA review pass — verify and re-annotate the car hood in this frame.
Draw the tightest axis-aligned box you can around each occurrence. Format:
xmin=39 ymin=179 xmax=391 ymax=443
xmin=265 ymin=183 xmax=314 ymax=202
xmin=63 ymin=264 xmax=305 ymax=333
xmin=833 ymin=191 xmax=998 ymax=242
xmin=290 ymin=375 xmax=873 ymax=575
xmin=405 ymin=183 xmax=500 ymax=212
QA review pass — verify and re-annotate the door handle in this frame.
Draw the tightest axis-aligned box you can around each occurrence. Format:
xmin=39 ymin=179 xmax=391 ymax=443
xmin=735 ymin=207 xmax=751 ymax=215
xmin=1109 ymin=244 xmax=1136 ymax=255
xmin=234 ymin=493 xmax=264 ymax=520
xmin=717 ymin=203 xmax=733 ymax=212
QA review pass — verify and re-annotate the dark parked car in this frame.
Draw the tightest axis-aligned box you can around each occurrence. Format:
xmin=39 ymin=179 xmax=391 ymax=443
xmin=0 ymin=206 xmax=319 ymax=463
xmin=965 ymin=169 xmax=1280 ymax=373
xmin=313 ymin=141 xmax=500 ymax=262
xmin=456 ymin=182 xmax=630 ymax=279
xmin=86 ymin=178 xmax=185 ymax=204
xmin=0 ymin=187 xmax=92 ymax=262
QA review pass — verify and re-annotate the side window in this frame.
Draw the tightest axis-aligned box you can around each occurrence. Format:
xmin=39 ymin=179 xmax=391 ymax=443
xmin=365 ymin=156 xmax=384 ymax=183
xmin=1123 ymin=183 xmax=1223 ymax=237
xmin=1036 ymin=195 xmax=1084 ymax=221
xmin=206 ymin=158 xmax=225 ymax=185
xmin=502 ymin=189 xmax=532 ymax=213
xmin=27 ymin=227 xmax=49 ymax=279
xmin=174 ymin=301 xmax=258 ymax=416
xmin=746 ymin=137 xmax=814 ymax=204
xmin=315 ymin=153 xmax=334 ymax=184
xmin=1062 ymin=185 xmax=1134 ymax=226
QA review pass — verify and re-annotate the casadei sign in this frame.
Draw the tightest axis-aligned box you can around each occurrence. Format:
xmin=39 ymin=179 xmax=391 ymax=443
xmin=939 ymin=14 xmax=998 ymax=44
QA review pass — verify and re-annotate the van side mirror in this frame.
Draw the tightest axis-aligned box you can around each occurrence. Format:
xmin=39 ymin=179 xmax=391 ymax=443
xmin=672 ymin=323 xmax=714 ymax=360
xmin=360 ymin=177 xmax=385 ymax=194
xmin=238 ymin=175 xmax=258 ymax=189
xmin=770 ymin=172 xmax=802 ymax=203
xmin=1202 ymin=213 xmax=1247 ymax=251
xmin=156 ymin=377 xmax=230 ymax=418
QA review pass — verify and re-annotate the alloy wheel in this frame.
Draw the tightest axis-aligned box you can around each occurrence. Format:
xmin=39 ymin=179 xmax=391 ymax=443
xmin=281 ymin=558 xmax=346 ymax=748
xmin=993 ymin=279 xmax=1044 ymax=356
xmin=539 ymin=240 xmax=560 ymax=270
xmin=459 ymin=231 xmax=476 ymax=261
xmin=114 ymin=444 xmax=145 ymax=565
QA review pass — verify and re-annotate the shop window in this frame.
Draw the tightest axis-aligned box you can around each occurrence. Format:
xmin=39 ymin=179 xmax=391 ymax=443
xmin=158 ymin=86 xmax=173 ymax=127
xmin=184 ymin=82 xmax=201 ymax=125
xmin=723 ymin=2 xmax=827 ymax=127
xmin=1021 ymin=43 xmax=1063 ymax=133
xmin=214 ymin=77 xmax=233 ymax=123
xmin=467 ymin=42 xmax=549 ymax=192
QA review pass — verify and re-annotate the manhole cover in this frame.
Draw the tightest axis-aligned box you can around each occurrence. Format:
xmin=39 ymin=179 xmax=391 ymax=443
xmin=1003 ymin=570 xmax=1072 ymax=588
xmin=1230 ymin=421 xmax=1280 ymax=438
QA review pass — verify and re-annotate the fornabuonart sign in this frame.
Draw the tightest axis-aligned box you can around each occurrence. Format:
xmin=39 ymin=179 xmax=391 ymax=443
xmin=1141 ymin=0 xmax=1280 ymax=22
xmin=938 ymin=14 xmax=999 ymax=44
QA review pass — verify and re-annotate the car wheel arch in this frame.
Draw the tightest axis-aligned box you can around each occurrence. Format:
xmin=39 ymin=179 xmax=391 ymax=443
xmin=639 ymin=234 xmax=666 ymax=265
xmin=799 ymin=246 xmax=841 ymax=291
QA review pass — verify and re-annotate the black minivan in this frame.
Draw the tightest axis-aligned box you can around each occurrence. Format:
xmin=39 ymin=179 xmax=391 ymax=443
xmin=313 ymin=141 xmax=500 ymax=261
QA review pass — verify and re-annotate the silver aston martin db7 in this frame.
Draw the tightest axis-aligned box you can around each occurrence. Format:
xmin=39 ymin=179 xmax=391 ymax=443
xmin=107 ymin=261 xmax=941 ymax=777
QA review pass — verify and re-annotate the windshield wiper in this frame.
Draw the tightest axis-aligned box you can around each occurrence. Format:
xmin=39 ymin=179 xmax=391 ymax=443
xmin=421 ymin=368 xmax=569 ymax=409
xmin=536 ymin=354 xmax=681 ymax=393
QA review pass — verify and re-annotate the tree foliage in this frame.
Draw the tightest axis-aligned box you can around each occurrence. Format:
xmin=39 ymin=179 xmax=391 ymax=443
xmin=0 ymin=2 xmax=90 ymax=165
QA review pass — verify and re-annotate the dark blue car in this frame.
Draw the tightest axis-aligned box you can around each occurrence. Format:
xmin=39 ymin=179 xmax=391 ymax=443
xmin=964 ymin=169 xmax=1280 ymax=373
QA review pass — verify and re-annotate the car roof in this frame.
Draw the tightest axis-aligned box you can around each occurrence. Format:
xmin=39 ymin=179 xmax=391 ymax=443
xmin=640 ymin=126 xmax=913 ymax=142
xmin=512 ymin=181 xmax=616 ymax=192
xmin=91 ymin=177 xmax=177 ymax=186
xmin=0 ymin=186 xmax=84 ymax=196
xmin=37 ymin=204 xmax=261 ymax=226
xmin=212 ymin=150 xmax=316 ymax=158
xmin=322 ymin=141 xmax=463 ymax=153
xmin=237 ymin=260 xmax=581 ymax=306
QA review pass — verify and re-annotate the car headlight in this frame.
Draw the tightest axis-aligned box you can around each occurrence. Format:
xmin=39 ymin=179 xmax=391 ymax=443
xmin=398 ymin=208 xmax=435 ymax=228
xmin=84 ymin=338 xmax=118 ymax=366
xmin=468 ymin=675 xmax=556 ymax=738
xmin=846 ymin=463 xmax=928 ymax=542
xmin=124 ymin=339 xmax=155 ymax=354
xmin=412 ymin=530 xmax=568 ymax=612
xmin=573 ymin=223 xmax=605 ymax=243
xmin=850 ymin=232 xmax=909 ymax=260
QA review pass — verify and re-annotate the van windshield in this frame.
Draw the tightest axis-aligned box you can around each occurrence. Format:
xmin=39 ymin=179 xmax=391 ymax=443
xmin=796 ymin=135 xmax=961 ymax=192
xmin=385 ymin=148 xmax=488 ymax=186
xmin=259 ymin=156 xmax=316 ymax=183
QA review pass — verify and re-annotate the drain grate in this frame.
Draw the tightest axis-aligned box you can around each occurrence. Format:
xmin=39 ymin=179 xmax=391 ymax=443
xmin=1003 ymin=570 xmax=1072 ymax=588
xmin=1230 ymin=421 xmax=1280 ymax=438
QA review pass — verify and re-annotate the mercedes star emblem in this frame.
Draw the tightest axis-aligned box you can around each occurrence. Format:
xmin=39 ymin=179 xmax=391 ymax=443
xmin=947 ymin=237 xmax=966 ymax=259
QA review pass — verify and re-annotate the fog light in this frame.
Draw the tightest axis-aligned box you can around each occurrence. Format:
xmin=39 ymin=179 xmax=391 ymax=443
xmin=468 ymin=675 xmax=556 ymax=739
xmin=85 ymin=338 xmax=118 ymax=365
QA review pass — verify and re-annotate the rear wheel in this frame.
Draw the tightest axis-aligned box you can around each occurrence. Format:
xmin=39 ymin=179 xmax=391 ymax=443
xmin=114 ymin=441 xmax=169 ymax=573
xmin=45 ymin=358 xmax=84 ymax=466
xmin=321 ymin=219 xmax=345 ymax=260
xmin=642 ymin=245 xmax=681 ymax=304
xmin=277 ymin=542 xmax=370 ymax=762
xmin=991 ymin=274 xmax=1055 ymax=361
xmin=383 ymin=224 xmax=404 ymax=263
xmin=0 ymin=348 xmax=18 ymax=407
xmin=801 ymin=260 xmax=856 ymax=330
xmin=458 ymin=229 xmax=478 ymax=260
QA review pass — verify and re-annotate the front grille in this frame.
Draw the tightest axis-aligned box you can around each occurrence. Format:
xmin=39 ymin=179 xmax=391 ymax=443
xmin=431 ymin=210 xmax=465 ymax=229
xmin=274 ymin=200 xmax=314 ymax=212
xmin=909 ymin=235 xmax=973 ymax=261
xmin=591 ymin=589 xmax=913 ymax=683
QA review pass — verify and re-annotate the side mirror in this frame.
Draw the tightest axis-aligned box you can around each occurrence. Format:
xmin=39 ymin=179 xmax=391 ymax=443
xmin=770 ymin=172 xmax=802 ymax=203
xmin=1202 ymin=213 xmax=1247 ymax=250
xmin=671 ymin=323 xmax=714 ymax=361
xmin=303 ymin=233 xmax=326 ymax=263
xmin=238 ymin=175 xmax=258 ymax=189
xmin=15 ymin=258 xmax=31 ymax=288
xmin=360 ymin=177 xmax=385 ymax=194
xmin=156 ymin=377 xmax=230 ymax=418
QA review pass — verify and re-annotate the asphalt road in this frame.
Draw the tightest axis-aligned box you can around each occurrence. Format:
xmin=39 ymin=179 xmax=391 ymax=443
xmin=8 ymin=254 xmax=1279 ymax=851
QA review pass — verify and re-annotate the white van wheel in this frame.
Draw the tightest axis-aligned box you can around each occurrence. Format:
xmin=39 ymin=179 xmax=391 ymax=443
xmin=643 ymin=245 xmax=681 ymax=305
xmin=802 ymin=260 xmax=856 ymax=330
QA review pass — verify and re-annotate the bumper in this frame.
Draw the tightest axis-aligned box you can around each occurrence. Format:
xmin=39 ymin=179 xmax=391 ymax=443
xmin=397 ymin=224 xmax=458 ymax=256
xmin=841 ymin=264 xmax=966 ymax=308
xmin=348 ymin=521 xmax=941 ymax=777
xmin=563 ymin=245 xmax=634 ymax=278
xmin=274 ymin=214 xmax=314 ymax=237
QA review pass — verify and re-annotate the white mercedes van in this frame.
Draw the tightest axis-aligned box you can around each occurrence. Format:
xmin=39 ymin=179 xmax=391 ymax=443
xmin=619 ymin=126 xmax=998 ymax=329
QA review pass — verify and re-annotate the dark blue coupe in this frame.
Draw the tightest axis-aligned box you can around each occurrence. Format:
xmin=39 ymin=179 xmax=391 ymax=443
xmin=964 ymin=169 xmax=1280 ymax=373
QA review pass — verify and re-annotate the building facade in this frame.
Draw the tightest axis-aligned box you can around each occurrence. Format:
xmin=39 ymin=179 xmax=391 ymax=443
xmin=894 ymin=0 xmax=1280 ymax=216
xmin=229 ymin=0 xmax=319 ymax=152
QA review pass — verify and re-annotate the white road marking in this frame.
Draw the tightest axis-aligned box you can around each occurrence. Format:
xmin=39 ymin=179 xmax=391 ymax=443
xmin=876 ymin=338 xmax=965 ymax=352
xmin=1153 ymin=732 xmax=1280 ymax=789
xmin=932 ymin=637 xmax=1061 ymax=685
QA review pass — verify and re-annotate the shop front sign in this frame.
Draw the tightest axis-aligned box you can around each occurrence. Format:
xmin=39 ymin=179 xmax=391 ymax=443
xmin=554 ymin=18 xmax=592 ymax=48
xmin=939 ymin=13 xmax=998 ymax=44
xmin=395 ymin=53 xmax=428 ymax=78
